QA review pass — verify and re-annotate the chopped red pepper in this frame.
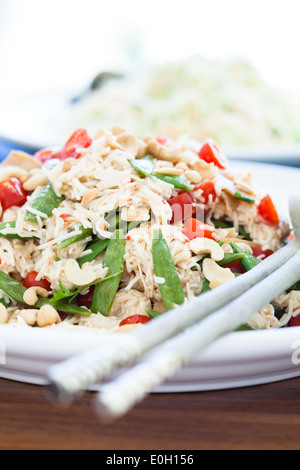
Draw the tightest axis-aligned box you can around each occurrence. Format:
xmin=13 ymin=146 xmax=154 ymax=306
xmin=252 ymin=246 xmax=274 ymax=260
xmin=23 ymin=271 xmax=51 ymax=291
xmin=156 ymin=135 xmax=169 ymax=145
xmin=226 ymin=247 xmax=273 ymax=273
xmin=60 ymin=128 xmax=92 ymax=160
xmin=198 ymin=139 xmax=228 ymax=170
xmin=58 ymin=312 xmax=68 ymax=322
xmin=194 ymin=181 xmax=217 ymax=205
xmin=168 ymin=191 xmax=195 ymax=224
xmin=34 ymin=148 xmax=61 ymax=163
xmin=119 ymin=315 xmax=151 ymax=327
xmin=258 ymin=195 xmax=279 ymax=225
xmin=289 ymin=315 xmax=300 ymax=327
xmin=184 ymin=218 xmax=217 ymax=241
xmin=77 ymin=286 xmax=95 ymax=310
xmin=0 ymin=178 xmax=28 ymax=211
xmin=226 ymin=260 xmax=246 ymax=274
xmin=59 ymin=213 xmax=74 ymax=227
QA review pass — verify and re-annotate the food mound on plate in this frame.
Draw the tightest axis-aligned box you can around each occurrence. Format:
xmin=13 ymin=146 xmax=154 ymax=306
xmin=0 ymin=126 xmax=298 ymax=332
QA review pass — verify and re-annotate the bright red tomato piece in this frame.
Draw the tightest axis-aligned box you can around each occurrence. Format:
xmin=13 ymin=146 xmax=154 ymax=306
xmin=0 ymin=178 xmax=28 ymax=211
xmin=194 ymin=181 xmax=217 ymax=204
xmin=156 ymin=135 xmax=169 ymax=145
xmin=290 ymin=315 xmax=300 ymax=327
xmin=58 ymin=312 xmax=68 ymax=322
xmin=60 ymin=214 xmax=72 ymax=220
xmin=119 ymin=315 xmax=151 ymax=327
xmin=252 ymin=246 xmax=274 ymax=260
xmin=23 ymin=271 xmax=51 ymax=291
xmin=34 ymin=148 xmax=61 ymax=163
xmin=77 ymin=286 xmax=95 ymax=310
xmin=258 ymin=195 xmax=279 ymax=225
xmin=225 ymin=260 xmax=246 ymax=274
xmin=198 ymin=139 xmax=228 ymax=170
xmin=184 ymin=218 xmax=217 ymax=241
xmin=168 ymin=191 xmax=195 ymax=224
xmin=60 ymin=129 xmax=92 ymax=160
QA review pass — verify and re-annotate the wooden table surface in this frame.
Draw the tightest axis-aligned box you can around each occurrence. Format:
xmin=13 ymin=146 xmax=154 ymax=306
xmin=0 ymin=376 xmax=300 ymax=450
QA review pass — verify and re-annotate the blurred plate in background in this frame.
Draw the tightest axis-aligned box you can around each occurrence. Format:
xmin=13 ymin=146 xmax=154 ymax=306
xmin=0 ymin=89 xmax=74 ymax=152
xmin=1 ymin=85 xmax=300 ymax=167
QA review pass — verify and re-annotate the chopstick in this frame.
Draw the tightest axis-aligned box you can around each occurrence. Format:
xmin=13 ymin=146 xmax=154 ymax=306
xmin=95 ymin=250 xmax=300 ymax=422
xmin=47 ymin=195 xmax=300 ymax=404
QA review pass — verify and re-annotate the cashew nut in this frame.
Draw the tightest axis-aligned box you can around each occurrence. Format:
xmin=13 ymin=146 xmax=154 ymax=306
xmin=143 ymin=134 xmax=154 ymax=144
xmin=18 ymin=309 xmax=39 ymax=326
xmin=175 ymin=162 xmax=189 ymax=171
xmin=190 ymin=238 xmax=225 ymax=262
xmin=1 ymin=150 xmax=41 ymax=171
xmin=202 ymin=258 xmax=235 ymax=287
xmin=0 ymin=166 xmax=29 ymax=183
xmin=174 ymin=150 xmax=197 ymax=165
xmin=0 ymin=304 xmax=8 ymax=324
xmin=23 ymin=286 xmax=49 ymax=306
xmin=64 ymin=259 xmax=97 ymax=286
xmin=116 ymin=132 xmax=140 ymax=156
xmin=184 ymin=170 xmax=202 ymax=184
xmin=136 ymin=140 xmax=147 ymax=158
xmin=121 ymin=206 xmax=150 ymax=222
xmin=94 ymin=128 xmax=105 ymax=139
xmin=37 ymin=305 xmax=61 ymax=328
xmin=23 ymin=174 xmax=49 ymax=191
xmin=146 ymin=139 xmax=178 ymax=162
xmin=111 ymin=125 xmax=128 ymax=136
xmin=155 ymin=167 xmax=184 ymax=176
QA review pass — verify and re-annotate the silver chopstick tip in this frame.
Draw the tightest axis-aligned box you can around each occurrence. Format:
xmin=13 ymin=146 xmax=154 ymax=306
xmin=93 ymin=389 xmax=130 ymax=423
xmin=46 ymin=368 xmax=85 ymax=405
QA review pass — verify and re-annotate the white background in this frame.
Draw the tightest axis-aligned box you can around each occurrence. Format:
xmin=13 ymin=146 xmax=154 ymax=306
xmin=0 ymin=0 xmax=300 ymax=100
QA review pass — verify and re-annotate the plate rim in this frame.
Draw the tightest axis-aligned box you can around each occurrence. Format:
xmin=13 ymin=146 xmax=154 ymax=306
xmin=1 ymin=324 xmax=300 ymax=392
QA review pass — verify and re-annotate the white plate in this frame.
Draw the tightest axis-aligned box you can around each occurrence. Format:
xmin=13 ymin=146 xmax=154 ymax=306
xmin=0 ymin=161 xmax=300 ymax=392
xmin=0 ymin=89 xmax=74 ymax=150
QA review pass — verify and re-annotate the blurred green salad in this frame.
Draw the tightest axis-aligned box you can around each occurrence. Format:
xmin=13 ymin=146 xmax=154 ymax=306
xmin=65 ymin=55 xmax=300 ymax=148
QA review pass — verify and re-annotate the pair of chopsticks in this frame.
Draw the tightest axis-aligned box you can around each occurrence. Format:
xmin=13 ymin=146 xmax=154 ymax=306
xmin=47 ymin=195 xmax=300 ymax=422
